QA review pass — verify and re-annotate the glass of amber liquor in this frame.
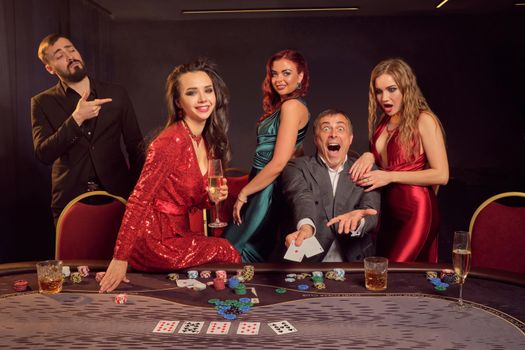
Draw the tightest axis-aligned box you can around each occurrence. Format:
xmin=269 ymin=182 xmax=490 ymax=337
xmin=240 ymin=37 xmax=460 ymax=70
xmin=36 ymin=260 xmax=63 ymax=294
xmin=364 ymin=256 xmax=388 ymax=291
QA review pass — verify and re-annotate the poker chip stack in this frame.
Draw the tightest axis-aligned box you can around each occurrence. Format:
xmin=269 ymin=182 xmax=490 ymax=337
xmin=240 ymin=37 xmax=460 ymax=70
xmin=311 ymin=275 xmax=325 ymax=289
xmin=114 ymin=294 xmax=127 ymax=304
xmin=440 ymin=269 xmax=459 ymax=284
xmin=13 ymin=280 xmax=29 ymax=292
xmin=167 ymin=273 xmax=179 ymax=281
xmin=213 ymin=277 xmax=225 ymax=290
xmin=241 ymin=265 xmax=255 ymax=282
xmin=284 ymin=273 xmax=296 ymax=283
xmin=228 ymin=276 xmax=240 ymax=289
xmin=77 ymin=266 xmax=90 ymax=277
xmin=62 ymin=266 xmax=71 ymax=278
xmin=234 ymin=283 xmax=247 ymax=295
xmin=70 ymin=272 xmax=82 ymax=283
xmin=187 ymin=270 xmax=198 ymax=279
xmin=215 ymin=270 xmax=227 ymax=281
xmin=333 ymin=268 xmax=346 ymax=281
xmin=200 ymin=270 xmax=212 ymax=279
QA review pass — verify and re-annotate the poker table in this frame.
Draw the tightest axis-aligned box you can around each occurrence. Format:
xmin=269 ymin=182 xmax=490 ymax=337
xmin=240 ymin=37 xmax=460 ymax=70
xmin=1 ymin=261 xmax=524 ymax=349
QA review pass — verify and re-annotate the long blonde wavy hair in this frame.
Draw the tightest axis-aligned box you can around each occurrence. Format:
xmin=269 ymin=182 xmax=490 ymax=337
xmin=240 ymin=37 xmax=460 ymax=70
xmin=368 ymin=58 xmax=444 ymax=161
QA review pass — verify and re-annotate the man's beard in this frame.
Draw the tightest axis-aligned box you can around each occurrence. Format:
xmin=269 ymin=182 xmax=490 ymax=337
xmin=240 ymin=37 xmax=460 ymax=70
xmin=57 ymin=60 xmax=87 ymax=83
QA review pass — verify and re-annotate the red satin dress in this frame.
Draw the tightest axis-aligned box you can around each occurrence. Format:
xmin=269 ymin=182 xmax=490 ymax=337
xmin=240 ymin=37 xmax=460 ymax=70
xmin=371 ymin=115 xmax=439 ymax=263
xmin=113 ymin=122 xmax=241 ymax=271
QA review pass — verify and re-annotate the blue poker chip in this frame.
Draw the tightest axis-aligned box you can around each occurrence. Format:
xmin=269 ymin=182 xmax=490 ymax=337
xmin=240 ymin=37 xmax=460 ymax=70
xmin=239 ymin=297 xmax=251 ymax=303
xmin=239 ymin=306 xmax=251 ymax=312
xmin=297 ymin=284 xmax=309 ymax=291
xmin=430 ymin=277 xmax=442 ymax=286
xmin=223 ymin=313 xmax=237 ymax=320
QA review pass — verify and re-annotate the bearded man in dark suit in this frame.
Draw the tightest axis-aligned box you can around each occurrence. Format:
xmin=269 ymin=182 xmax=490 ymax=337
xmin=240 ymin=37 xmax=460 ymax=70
xmin=282 ymin=109 xmax=380 ymax=262
xmin=31 ymin=34 xmax=144 ymax=223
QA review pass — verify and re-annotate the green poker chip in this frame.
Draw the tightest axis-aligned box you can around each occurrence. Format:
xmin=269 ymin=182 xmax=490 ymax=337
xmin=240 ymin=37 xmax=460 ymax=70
xmin=208 ymin=298 xmax=220 ymax=304
xmin=275 ymin=288 xmax=287 ymax=294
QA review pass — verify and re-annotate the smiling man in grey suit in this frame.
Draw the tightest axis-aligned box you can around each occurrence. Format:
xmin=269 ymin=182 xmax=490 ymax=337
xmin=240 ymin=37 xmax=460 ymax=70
xmin=282 ymin=109 xmax=380 ymax=262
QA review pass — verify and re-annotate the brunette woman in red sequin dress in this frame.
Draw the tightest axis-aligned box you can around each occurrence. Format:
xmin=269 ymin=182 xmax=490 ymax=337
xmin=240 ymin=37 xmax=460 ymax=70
xmin=100 ymin=59 xmax=240 ymax=292
xmin=349 ymin=58 xmax=449 ymax=263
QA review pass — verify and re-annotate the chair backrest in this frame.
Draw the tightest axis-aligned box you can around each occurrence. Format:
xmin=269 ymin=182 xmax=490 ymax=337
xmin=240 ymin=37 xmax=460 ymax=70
xmin=469 ymin=192 xmax=525 ymax=274
xmin=55 ymin=191 xmax=127 ymax=260
xmin=210 ymin=168 xmax=249 ymax=237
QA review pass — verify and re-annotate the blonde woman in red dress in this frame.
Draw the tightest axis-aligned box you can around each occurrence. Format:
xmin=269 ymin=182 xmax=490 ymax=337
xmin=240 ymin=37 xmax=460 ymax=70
xmin=350 ymin=58 xmax=448 ymax=263
xmin=100 ymin=59 xmax=240 ymax=292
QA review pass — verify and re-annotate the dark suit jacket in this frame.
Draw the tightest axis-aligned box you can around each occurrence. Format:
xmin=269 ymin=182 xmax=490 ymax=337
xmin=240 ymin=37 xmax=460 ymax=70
xmin=31 ymin=78 xmax=144 ymax=210
xmin=282 ymin=155 xmax=380 ymax=262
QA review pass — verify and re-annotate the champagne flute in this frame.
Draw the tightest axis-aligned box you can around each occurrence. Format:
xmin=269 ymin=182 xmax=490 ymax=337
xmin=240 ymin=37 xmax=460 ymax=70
xmin=452 ymin=230 xmax=472 ymax=308
xmin=208 ymin=159 xmax=228 ymax=228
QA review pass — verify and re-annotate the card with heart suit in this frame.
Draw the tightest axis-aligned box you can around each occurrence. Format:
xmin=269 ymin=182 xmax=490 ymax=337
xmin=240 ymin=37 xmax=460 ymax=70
xmin=237 ymin=322 xmax=260 ymax=335
xmin=268 ymin=320 xmax=298 ymax=335
xmin=206 ymin=321 xmax=231 ymax=335
xmin=178 ymin=321 xmax=204 ymax=334
xmin=283 ymin=241 xmax=305 ymax=262
xmin=152 ymin=320 xmax=179 ymax=333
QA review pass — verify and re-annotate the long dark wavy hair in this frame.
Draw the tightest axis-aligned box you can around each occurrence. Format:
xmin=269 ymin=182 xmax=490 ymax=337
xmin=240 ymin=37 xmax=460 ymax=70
xmin=260 ymin=49 xmax=309 ymax=122
xmin=165 ymin=58 xmax=231 ymax=165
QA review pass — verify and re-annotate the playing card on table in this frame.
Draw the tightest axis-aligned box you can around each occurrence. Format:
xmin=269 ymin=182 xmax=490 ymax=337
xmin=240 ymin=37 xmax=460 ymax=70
xmin=152 ymin=320 xmax=179 ymax=333
xmin=301 ymin=236 xmax=324 ymax=258
xmin=236 ymin=321 xmax=260 ymax=335
xmin=283 ymin=241 xmax=305 ymax=262
xmin=178 ymin=321 xmax=204 ymax=334
xmin=206 ymin=321 xmax=231 ymax=335
xmin=268 ymin=320 xmax=298 ymax=335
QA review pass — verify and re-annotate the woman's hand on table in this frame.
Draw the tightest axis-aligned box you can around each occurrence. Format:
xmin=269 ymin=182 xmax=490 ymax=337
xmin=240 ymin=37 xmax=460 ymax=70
xmin=99 ymin=259 xmax=130 ymax=293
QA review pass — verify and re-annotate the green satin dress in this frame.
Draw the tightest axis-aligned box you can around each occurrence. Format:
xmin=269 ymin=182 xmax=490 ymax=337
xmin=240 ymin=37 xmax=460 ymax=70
xmin=224 ymin=99 xmax=309 ymax=262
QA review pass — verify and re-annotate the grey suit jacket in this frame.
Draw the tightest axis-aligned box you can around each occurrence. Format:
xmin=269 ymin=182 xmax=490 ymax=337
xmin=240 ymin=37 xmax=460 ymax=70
xmin=281 ymin=155 xmax=380 ymax=262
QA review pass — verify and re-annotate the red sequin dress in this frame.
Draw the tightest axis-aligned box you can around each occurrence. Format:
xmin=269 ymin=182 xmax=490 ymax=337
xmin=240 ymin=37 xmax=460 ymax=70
xmin=370 ymin=115 xmax=439 ymax=263
xmin=113 ymin=122 xmax=241 ymax=271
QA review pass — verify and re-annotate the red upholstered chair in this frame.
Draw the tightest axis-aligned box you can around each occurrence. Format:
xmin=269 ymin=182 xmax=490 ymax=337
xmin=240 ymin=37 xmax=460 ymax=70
xmin=188 ymin=209 xmax=208 ymax=236
xmin=209 ymin=168 xmax=249 ymax=237
xmin=55 ymin=191 xmax=127 ymax=260
xmin=469 ymin=192 xmax=525 ymax=274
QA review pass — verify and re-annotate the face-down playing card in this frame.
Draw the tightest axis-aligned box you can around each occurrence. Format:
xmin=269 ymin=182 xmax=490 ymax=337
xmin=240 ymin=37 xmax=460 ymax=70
xmin=268 ymin=320 xmax=298 ymax=335
xmin=178 ymin=321 xmax=205 ymax=334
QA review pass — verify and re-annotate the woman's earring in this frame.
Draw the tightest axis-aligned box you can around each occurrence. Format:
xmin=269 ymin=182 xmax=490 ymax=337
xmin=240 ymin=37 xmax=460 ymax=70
xmin=296 ymin=82 xmax=302 ymax=90
xmin=177 ymin=109 xmax=184 ymax=120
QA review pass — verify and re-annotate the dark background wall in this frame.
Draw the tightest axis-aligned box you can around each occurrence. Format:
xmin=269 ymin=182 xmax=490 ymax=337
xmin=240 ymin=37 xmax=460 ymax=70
xmin=1 ymin=0 xmax=524 ymax=263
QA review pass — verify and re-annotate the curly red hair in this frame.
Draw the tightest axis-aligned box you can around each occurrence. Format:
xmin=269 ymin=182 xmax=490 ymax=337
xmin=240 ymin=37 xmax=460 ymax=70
xmin=260 ymin=49 xmax=309 ymax=122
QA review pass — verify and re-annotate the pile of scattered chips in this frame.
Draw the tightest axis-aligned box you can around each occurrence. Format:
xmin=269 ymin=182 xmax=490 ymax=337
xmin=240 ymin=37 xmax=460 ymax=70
xmin=209 ymin=298 xmax=253 ymax=320
xmin=426 ymin=271 xmax=453 ymax=291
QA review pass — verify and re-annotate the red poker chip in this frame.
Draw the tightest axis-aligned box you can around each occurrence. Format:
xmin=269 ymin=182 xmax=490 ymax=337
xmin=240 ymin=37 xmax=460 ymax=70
xmin=13 ymin=280 xmax=29 ymax=292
